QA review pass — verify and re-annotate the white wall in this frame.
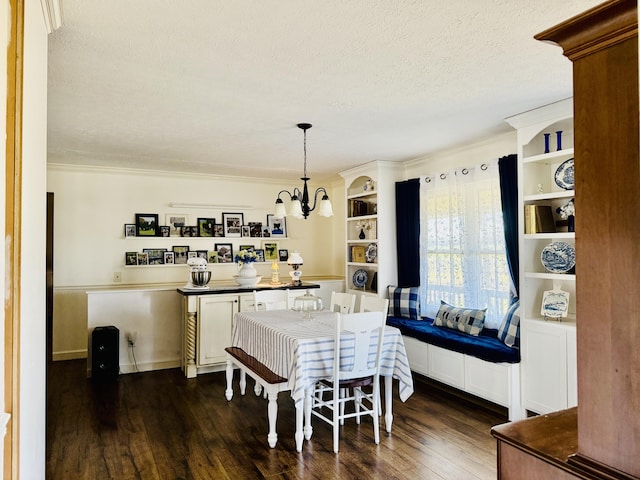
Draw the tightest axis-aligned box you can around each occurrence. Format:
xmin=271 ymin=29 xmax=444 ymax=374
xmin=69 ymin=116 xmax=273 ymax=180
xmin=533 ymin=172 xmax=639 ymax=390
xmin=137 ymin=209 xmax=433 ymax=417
xmin=403 ymin=131 xmax=516 ymax=178
xmin=20 ymin=0 xmax=49 ymax=477
xmin=47 ymin=165 xmax=345 ymax=358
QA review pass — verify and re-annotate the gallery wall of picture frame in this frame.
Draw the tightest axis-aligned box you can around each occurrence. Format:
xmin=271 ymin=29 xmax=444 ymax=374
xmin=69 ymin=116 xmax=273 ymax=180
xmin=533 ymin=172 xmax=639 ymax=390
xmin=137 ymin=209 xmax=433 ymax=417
xmin=125 ymin=212 xmax=288 ymax=239
xmin=123 ymin=212 xmax=289 ymax=267
xmin=125 ymin=241 xmax=287 ymax=266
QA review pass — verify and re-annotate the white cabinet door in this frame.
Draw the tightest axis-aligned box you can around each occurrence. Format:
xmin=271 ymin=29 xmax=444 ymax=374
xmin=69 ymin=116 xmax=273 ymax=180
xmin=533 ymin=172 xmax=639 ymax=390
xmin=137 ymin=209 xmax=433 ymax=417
xmin=521 ymin=319 xmax=572 ymax=414
xmin=402 ymin=335 xmax=429 ymax=377
xmin=566 ymin=326 xmax=578 ymax=408
xmin=197 ymin=294 xmax=239 ymax=366
xmin=427 ymin=344 xmax=464 ymax=389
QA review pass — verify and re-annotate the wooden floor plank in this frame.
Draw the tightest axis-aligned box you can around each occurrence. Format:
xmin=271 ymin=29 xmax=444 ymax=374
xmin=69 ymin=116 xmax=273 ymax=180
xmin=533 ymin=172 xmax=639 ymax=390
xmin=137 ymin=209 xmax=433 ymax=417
xmin=46 ymin=360 xmax=504 ymax=479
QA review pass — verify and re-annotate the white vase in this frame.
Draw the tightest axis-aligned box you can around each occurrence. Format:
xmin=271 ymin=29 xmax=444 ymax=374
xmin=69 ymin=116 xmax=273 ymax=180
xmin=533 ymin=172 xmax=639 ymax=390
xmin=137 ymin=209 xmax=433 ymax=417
xmin=238 ymin=263 xmax=257 ymax=278
xmin=235 ymin=263 xmax=261 ymax=287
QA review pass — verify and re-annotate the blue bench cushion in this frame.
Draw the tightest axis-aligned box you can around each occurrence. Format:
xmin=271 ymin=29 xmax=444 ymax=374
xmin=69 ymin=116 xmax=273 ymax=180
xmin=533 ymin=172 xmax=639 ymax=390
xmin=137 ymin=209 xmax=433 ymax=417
xmin=386 ymin=316 xmax=520 ymax=364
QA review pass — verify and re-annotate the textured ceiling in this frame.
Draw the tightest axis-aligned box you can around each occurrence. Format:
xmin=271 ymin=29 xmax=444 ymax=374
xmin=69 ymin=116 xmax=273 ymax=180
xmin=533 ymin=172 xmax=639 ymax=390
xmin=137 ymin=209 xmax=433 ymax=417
xmin=47 ymin=0 xmax=602 ymax=181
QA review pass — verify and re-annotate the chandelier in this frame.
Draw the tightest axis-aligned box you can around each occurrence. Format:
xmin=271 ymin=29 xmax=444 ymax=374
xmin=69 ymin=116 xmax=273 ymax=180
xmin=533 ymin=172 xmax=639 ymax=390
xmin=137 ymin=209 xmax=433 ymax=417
xmin=274 ymin=123 xmax=333 ymax=219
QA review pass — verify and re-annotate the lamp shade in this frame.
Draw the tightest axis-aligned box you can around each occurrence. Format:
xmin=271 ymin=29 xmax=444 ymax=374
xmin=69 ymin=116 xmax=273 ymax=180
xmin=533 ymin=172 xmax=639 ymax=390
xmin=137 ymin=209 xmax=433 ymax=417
xmin=289 ymin=199 xmax=304 ymax=219
xmin=274 ymin=201 xmax=287 ymax=218
xmin=318 ymin=198 xmax=333 ymax=217
xmin=287 ymin=250 xmax=304 ymax=266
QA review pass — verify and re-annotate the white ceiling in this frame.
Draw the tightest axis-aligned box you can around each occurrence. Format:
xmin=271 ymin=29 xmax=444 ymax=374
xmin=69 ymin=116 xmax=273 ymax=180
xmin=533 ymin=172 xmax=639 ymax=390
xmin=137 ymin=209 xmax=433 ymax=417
xmin=47 ymin=0 xmax=601 ymax=181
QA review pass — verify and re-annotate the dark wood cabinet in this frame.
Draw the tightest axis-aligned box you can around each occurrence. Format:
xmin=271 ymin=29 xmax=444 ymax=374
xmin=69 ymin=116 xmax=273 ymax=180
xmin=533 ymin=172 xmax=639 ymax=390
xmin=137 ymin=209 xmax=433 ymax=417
xmin=493 ymin=1 xmax=639 ymax=478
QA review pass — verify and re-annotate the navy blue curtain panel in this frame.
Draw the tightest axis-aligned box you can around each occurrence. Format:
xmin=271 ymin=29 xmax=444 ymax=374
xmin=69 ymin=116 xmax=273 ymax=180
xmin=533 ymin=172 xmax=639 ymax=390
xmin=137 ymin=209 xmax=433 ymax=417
xmin=498 ymin=154 xmax=519 ymax=297
xmin=395 ymin=178 xmax=420 ymax=287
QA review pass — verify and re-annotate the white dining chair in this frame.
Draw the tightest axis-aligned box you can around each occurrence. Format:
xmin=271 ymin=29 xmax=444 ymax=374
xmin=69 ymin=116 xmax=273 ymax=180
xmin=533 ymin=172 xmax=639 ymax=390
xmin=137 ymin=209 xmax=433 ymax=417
xmin=253 ymin=289 xmax=290 ymax=311
xmin=310 ymin=311 xmax=385 ymax=453
xmin=359 ymin=295 xmax=390 ymax=314
xmin=329 ymin=291 xmax=356 ymax=314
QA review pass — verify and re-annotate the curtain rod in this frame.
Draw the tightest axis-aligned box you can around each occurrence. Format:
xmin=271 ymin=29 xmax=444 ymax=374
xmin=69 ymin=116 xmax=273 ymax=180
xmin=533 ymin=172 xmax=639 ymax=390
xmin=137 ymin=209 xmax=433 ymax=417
xmin=424 ymin=163 xmax=488 ymax=183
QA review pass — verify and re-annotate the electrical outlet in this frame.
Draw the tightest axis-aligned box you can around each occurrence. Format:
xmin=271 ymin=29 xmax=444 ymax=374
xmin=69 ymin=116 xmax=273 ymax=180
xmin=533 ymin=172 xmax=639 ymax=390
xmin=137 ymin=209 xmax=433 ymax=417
xmin=127 ymin=331 xmax=138 ymax=346
xmin=113 ymin=271 xmax=122 ymax=282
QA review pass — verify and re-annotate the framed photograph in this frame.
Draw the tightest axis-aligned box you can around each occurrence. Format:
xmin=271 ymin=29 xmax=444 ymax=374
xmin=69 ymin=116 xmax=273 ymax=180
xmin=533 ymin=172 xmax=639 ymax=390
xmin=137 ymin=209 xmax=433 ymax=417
xmin=213 ymin=223 xmax=225 ymax=237
xmin=180 ymin=226 xmax=192 ymax=237
xmin=254 ymin=248 xmax=265 ymax=262
xmin=188 ymin=251 xmax=197 ymax=259
xmin=263 ymin=242 xmax=278 ymax=261
xmin=164 ymin=251 xmax=175 ymax=265
xmin=222 ymin=213 xmax=244 ymax=238
xmin=239 ymin=244 xmax=255 ymax=252
xmin=278 ymin=249 xmax=289 ymax=262
xmin=198 ymin=218 xmax=215 ymax=237
xmin=215 ymin=243 xmax=234 ymax=263
xmin=207 ymin=251 xmax=218 ymax=264
xmin=267 ymin=214 xmax=287 ymax=238
xmin=124 ymin=224 xmax=136 ymax=237
xmin=143 ymin=248 xmax=167 ymax=265
xmin=136 ymin=252 xmax=149 ymax=265
xmin=159 ymin=226 xmax=171 ymax=237
xmin=135 ymin=213 xmax=159 ymax=237
xmin=241 ymin=225 xmax=251 ymax=237
xmin=262 ymin=226 xmax=271 ymax=238
xmin=196 ymin=250 xmax=208 ymax=260
xmin=172 ymin=245 xmax=190 ymax=265
xmin=165 ymin=214 xmax=189 ymax=237
xmin=249 ymin=222 xmax=262 ymax=237
xmin=125 ymin=251 xmax=137 ymax=266
xmin=190 ymin=226 xmax=199 ymax=237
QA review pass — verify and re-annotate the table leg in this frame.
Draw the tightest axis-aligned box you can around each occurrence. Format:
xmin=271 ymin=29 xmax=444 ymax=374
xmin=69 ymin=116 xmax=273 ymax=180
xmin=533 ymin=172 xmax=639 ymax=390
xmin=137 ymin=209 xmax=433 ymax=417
xmin=267 ymin=391 xmax=278 ymax=448
xmin=239 ymin=371 xmax=246 ymax=395
xmin=295 ymin=399 xmax=304 ymax=452
xmin=225 ymin=360 xmax=234 ymax=401
xmin=384 ymin=375 xmax=393 ymax=433
xmin=303 ymin=387 xmax=313 ymax=440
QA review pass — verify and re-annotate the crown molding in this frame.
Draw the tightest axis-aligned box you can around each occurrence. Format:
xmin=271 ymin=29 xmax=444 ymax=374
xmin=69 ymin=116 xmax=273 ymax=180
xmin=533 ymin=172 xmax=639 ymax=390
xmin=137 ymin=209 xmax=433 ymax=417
xmin=40 ymin=0 xmax=62 ymax=33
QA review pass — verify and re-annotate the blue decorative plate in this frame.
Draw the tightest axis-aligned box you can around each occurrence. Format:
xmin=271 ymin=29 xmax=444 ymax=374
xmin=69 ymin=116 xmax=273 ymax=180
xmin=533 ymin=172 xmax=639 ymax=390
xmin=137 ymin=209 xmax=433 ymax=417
xmin=554 ymin=158 xmax=574 ymax=190
xmin=540 ymin=241 xmax=576 ymax=274
xmin=352 ymin=269 xmax=369 ymax=288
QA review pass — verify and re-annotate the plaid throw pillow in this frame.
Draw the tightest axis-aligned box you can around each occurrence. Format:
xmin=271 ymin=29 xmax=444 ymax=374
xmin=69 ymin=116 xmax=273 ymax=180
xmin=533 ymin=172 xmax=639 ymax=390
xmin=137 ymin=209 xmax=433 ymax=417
xmin=387 ymin=286 xmax=420 ymax=320
xmin=498 ymin=299 xmax=521 ymax=348
xmin=433 ymin=300 xmax=486 ymax=336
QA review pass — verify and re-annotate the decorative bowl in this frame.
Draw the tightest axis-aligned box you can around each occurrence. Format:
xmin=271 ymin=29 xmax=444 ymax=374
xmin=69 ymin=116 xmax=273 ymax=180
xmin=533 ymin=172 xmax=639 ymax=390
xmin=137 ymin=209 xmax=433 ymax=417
xmin=191 ymin=270 xmax=212 ymax=287
xmin=234 ymin=275 xmax=262 ymax=287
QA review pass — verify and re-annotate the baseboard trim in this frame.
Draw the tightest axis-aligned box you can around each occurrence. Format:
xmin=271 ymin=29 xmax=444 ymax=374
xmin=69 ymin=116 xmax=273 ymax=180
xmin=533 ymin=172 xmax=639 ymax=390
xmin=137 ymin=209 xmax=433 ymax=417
xmin=53 ymin=350 xmax=87 ymax=361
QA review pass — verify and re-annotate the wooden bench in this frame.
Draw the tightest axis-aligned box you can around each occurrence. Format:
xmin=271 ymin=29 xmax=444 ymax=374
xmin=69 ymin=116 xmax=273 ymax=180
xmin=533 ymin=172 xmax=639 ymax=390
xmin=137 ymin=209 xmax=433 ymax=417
xmin=224 ymin=347 xmax=303 ymax=451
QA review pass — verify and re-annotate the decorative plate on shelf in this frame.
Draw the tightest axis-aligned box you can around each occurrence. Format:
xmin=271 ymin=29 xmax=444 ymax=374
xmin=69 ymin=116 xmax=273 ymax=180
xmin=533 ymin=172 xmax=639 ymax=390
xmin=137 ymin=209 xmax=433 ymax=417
xmin=352 ymin=269 xmax=369 ymax=288
xmin=540 ymin=241 xmax=576 ymax=274
xmin=554 ymin=158 xmax=574 ymax=190
xmin=541 ymin=289 xmax=570 ymax=318
xmin=365 ymin=243 xmax=377 ymax=263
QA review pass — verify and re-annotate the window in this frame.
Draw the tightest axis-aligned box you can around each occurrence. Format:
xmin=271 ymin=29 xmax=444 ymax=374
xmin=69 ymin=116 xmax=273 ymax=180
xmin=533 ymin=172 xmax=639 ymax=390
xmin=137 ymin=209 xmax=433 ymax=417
xmin=419 ymin=162 xmax=510 ymax=329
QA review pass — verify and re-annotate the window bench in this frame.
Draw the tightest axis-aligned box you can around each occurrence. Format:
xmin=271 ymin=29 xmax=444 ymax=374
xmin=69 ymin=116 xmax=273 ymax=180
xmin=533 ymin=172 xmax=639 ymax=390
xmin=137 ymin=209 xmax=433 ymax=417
xmin=387 ymin=317 xmax=523 ymax=420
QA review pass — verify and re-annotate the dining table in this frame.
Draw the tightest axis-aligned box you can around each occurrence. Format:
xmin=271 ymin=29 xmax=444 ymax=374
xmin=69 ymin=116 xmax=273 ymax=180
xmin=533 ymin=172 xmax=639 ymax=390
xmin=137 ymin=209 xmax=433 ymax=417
xmin=225 ymin=308 xmax=414 ymax=451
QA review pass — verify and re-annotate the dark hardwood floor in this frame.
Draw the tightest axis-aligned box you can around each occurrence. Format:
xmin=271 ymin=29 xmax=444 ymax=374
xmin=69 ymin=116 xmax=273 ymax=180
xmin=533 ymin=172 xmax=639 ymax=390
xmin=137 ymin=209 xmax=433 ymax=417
xmin=46 ymin=360 xmax=505 ymax=479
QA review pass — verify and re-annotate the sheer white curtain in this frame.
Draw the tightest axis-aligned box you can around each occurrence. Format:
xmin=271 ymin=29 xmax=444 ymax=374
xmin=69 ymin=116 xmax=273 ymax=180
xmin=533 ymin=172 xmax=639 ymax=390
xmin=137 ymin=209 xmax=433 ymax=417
xmin=419 ymin=161 xmax=510 ymax=329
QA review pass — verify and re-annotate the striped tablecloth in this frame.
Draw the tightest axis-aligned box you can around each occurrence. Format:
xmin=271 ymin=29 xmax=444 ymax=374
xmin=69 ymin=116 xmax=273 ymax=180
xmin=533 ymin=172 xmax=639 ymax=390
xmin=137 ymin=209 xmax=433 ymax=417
xmin=231 ymin=309 xmax=414 ymax=404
